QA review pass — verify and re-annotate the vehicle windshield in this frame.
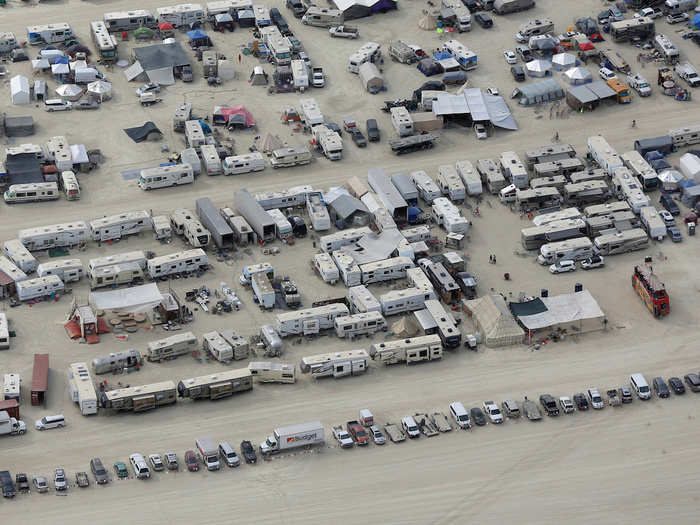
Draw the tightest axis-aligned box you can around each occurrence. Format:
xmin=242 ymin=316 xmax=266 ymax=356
xmin=640 ymin=386 xmax=649 ymax=392
xmin=491 ymin=408 xmax=501 ymax=414
xmin=356 ymin=430 xmax=367 ymax=437
xmin=458 ymin=415 xmax=468 ymax=421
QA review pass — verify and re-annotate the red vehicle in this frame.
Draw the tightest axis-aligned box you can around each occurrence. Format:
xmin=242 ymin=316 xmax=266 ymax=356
xmin=184 ymin=450 xmax=199 ymax=472
xmin=632 ymin=264 xmax=669 ymax=317
xmin=346 ymin=420 xmax=369 ymax=446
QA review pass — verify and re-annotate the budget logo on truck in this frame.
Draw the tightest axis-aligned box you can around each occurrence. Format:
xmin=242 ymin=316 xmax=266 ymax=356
xmin=286 ymin=432 xmax=317 ymax=444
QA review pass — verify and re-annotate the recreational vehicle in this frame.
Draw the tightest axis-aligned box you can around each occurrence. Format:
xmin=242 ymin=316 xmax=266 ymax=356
xmin=515 ymin=187 xmax=563 ymax=212
xmin=455 ymin=160 xmax=483 ymax=196
xmin=18 ymin=221 xmax=88 ymax=251
xmin=369 ymin=334 xmax=443 ymax=365
xmin=306 ymin=191 xmax=332 ymax=231
xmin=406 ymin=266 xmax=435 ymax=291
xmin=587 ymin=136 xmax=623 ymax=176
xmin=431 ymin=198 xmax=469 ymax=234
xmin=223 ymin=152 xmax=265 ymax=175
xmin=0 ymin=314 xmax=8 ymax=350
xmin=515 ymin=18 xmax=554 ymax=42
xmin=520 ymin=219 xmax=587 ymax=250
xmin=182 ymin=218 xmax=211 ymax=248
xmin=219 ymin=329 xmax=250 ymax=360
xmin=91 ymin=349 xmax=143 ymax=375
xmin=586 ymin=211 xmax=639 ymax=237
xmin=348 ymin=42 xmax=381 ymax=74
xmin=256 ymin=186 xmax=311 ymax=210
xmin=248 ymin=362 xmax=296 ymax=383
xmin=87 ymin=251 xmax=147 ymax=277
xmin=333 ymin=251 xmax=362 ymax=286
xmin=569 ymin=169 xmax=608 ymax=185
xmin=200 ymin=144 xmax=222 ymax=176
xmin=524 ymin=143 xmax=577 ymax=169
xmin=299 ymin=98 xmax=324 ymax=127
xmin=202 ymin=331 xmax=236 ymax=362
xmin=499 ymin=152 xmax=528 ymax=189
xmin=300 ymin=349 xmax=369 ymax=378
xmin=99 ymin=380 xmax=177 ymax=412
xmin=103 ymin=10 xmax=157 ymax=31
xmin=301 ymin=6 xmax=343 ymax=28
xmin=653 ymin=34 xmax=680 ymax=64
xmin=390 ymin=106 xmax=413 ymax=137
xmin=274 ymin=304 xmax=350 ymax=336
xmin=532 ymin=207 xmax=582 ymax=226
xmin=611 ymin=167 xmax=650 ymax=213
xmin=360 ymin=257 xmax=414 ymax=285
xmin=147 ymin=249 xmax=209 ymax=279
xmin=379 ymin=287 xmax=436 ymax=316
xmin=477 ymin=158 xmax=507 ymax=194
xmin=443 ymin=39 xmax=478 ymax=70
xmin=36 ymin=259 xmax=84 ymax=283
xmin=270 ymin=146 xmax=313 ymax=168
xmin=89 ymin=211 xmax=151 ymax=242
xmin=156 ymin=4 xmax=206 ymax=28
xmin=4 ymin=183 xmax=59 ymax=204
xmin=530 ymin=176 xmax=567 ymax=192
xmin=68 ymin=363 xmax=98 ymax=416
xmin=334 ymin=311 xmax=387 ymax=338
xmin=410 ymin=171 xmax=442 ymax=203
xmin=0 ymin=257 xmax=27 ymax=284
xmin=240 ymin=262 xmax=274 ymax=284
xmin=3 ymin=373 xmax=20 ymax=400
xmin=90 ymin=20 xmax=119 ymax=62
xmin=3 ymin=240 xmax=37 ymax=273
xmin=391 ymin=173 xmax=419 ymax=206
xmin=146 ymin=332 xmax=198 ymax=362
xmin=16 ymin=275 xmax=64 ymax=301
xmin=668 ymin=124 xmax=700 ymax=148
xmin=347 ymin=285 xmax=381 ymax=313
xmin=593 ymin=228 xmax=649 ymax=255
xmin=437 ymin=165 xmax=466 ymax=202
xmin=139 ymin=164 xmax=194 ymax=190
xmin=60 ymin=171 xmax=80 ymax=200
xmin=313 ymin=253 xmax=340 ymax=284
xmin=537 ymin=237 xmax=595 ymax=265
xmin=423 ymin=300 xmax=461 ymax=348
xmin=621 ymin=151 xmax=659 ymax=191
xmin=319 ymin=227 xmax=371 ymax=252
xmin=584 ymin=201 xmax=631 ymax=219
xmin=562 ymin=181 xmax=610 ymax=205
xmin=251 ymin=273 xmax=275 ymax=309
xmin=639 ymin=206 xmax=667 ymax=240
xmin=253 ymin=4 xmax=271 ymax=27
xmin=152 ymin=215 xmax=172 ymax=241
xmin=423 ymin=261 xmax=461 ymax=303
xmin=185 ymin=120 xmax=206 ymax=148
xmin=26 ymin=23 xmax=74 ymax=46
xmin=89 ymin=263 xmax=144 ymax=290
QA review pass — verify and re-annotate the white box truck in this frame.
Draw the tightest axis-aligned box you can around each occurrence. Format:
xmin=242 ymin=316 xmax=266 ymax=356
xmin=259 ymin=421 xmax=325 ymax=456
xmin=196 ymin=437 xmax=220 ymax=470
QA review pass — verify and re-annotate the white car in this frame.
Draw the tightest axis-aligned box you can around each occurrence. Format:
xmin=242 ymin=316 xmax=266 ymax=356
xmin=599 ymin=67 xmax=617 ymax=81
xmin=549 ymin=260 xmax=576 ymax=274
xmin=658 ymin=209 xmax=675 ymax=227
xmin=587 ymin=388 xmax=605 ymax=410
xmin=503 ymin=50 xmax=517 ymax=64
xmin=473 ymin=123 xmax=488 ymax=140
xmin=482 ymin=401 xmax=504 ymax=424
xmin=54 ymin=468 xmax=67 ymax=491
xmin=559 ymin=397 xmax=575 ymax=414
xmin=667 ymin=13 xmax=689 ymax=24
xmin=332 ymin=426 xmax=354 ymax=448
xmin=369 ymin=425 xmax=386 ymax=445
xmin=580 ymin=256 xmax=605 ymax=270
xmin=148 ymin=454 xmax=165 ymax=471
xmin=44 ymin=99 xmax=72 ymax=112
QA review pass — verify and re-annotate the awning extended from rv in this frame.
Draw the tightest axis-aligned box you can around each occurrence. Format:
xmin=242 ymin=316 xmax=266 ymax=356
xmin=89 ymin=283 xmax=164 ymax=313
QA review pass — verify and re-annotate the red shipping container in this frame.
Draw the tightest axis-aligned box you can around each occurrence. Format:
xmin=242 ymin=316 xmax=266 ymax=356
xmin=0 ymin=399 xmax=20 ymax=419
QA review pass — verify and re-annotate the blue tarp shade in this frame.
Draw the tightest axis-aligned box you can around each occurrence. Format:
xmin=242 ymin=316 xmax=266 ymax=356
xmin=651 ymin=159 xmax=671 ymax=171
xmin=54 ymin=56 xmax=69 ymax=64
xmin=644 ymin=151 xmax=664 ymax=162
xmin=433 ymin=51 xmax=452 ymax=61
xmin=198 ymin=120 xmax=212 ymax=133
xmin=187 ymin=29 xmax=208 ymax=40
xmin=692 ymin=13 xmax=700 ymax=29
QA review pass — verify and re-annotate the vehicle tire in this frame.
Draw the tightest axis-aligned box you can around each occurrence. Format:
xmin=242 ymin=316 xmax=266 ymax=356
xmin=58 ymin=423 xmax=64 ymax=428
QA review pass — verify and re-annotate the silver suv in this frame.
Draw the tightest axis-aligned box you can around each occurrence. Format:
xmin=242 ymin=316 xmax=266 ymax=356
xmin=54 ymin=468 xmax=67 ymax=491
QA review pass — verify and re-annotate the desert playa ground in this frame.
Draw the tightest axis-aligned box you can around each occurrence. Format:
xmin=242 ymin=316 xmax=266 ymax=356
xmin=1 ymin=0 xmax=700 ymax=522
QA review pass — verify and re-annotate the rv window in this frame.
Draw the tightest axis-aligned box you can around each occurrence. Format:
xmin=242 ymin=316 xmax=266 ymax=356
xmin=16 ymin=193 xmax=26 ymax=197
xmin=336 ymin=365 xmax=344 ymax=372
xmin=419 ymin=350 xmax=427 ymax=357
xmin=27 ymin=192 xmax=36 ymax=197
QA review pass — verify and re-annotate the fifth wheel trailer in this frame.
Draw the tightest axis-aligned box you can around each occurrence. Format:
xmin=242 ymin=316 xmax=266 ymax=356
xmin=196 ymin=197 xmax=235 ymax=249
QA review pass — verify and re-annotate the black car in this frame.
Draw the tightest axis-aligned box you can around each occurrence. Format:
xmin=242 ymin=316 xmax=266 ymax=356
xmin=684 ymin=373 xmax=700 ymax=392
xmin=366 ymin=119 xmax=380 ymax=142
xmin=326 ymin=121 xmax=342 ymax=135
xmin=652 ymin=377 xmax=670 ymax=398
xmin=511 ymin=65 xmax=526 ymax=82
xmin=668 ymin=377 xmax=685 ymax=395
xmin=412 ymin=80 xmax=445 ymax=102
xmin=573 ymin=393 xmax=589 ymax=410
xmin=350 ymin=129 xmax=367 ymax=148
xmin=462 ymin=0 xmax=479 ymax=10
xmin=286 ymin=0 xmax=306 ymax=17
xmin=270 ymin=8 xmax=289 ymax=31
xmin=619 ymin=386 xmax=633 ymax=403
xmin=240 ymin=440 xmax=257 ymax=464
xmin=90 ymin=458 xmax=110 ymax=484
xmin=660 ymin=194 xmax=680 ymax=216
xmin=470 ymin=407 xmax=487 ymax=426
xmin=539 ymin=394 xmax=560 ymax=416
xmin=474 ymin=12 xmax=493 ymax=28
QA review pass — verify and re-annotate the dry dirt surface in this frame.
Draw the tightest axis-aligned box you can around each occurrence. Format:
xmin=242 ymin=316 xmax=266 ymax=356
xmin=1 ymin=0 xmax=700 ymax=523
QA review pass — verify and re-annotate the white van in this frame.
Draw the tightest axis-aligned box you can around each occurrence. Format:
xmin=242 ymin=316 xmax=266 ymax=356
xmin=129 ymin=453 xmax=151 ymax=479
xmin=35 ymin=414 xmax=65 ymax=430
xmin=219 ymin=442 xmax=241 ymax=467
xmin=223 ymin=152 xmax=266 ymax=175
xmin=630 ymin=373 xmax=651 ymax=400
xmin=61 ymin=171 xmax=80 ymax=200
xmin=449 ymin=401 xmax=471 ymax=429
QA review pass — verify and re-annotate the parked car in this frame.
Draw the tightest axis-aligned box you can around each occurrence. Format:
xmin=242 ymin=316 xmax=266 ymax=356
xmin=113 ymin=461 xmax=128 ymax=479
xmin=658 ymin=209 xmax=675 ymax=227
xmin=668 ymin=226 xmax=682 ymax=242
xmin=32 ymin=476 xmax=49 ymax=493
xmin=473 ymin=123 xmax=488 ymax=140
xmin=44 ymin=99 xmax=72 ymax=112
xmin=184 ymin=450 xmax=199 ymax=472
xmin=135 ymin=82 xmax=160 ymax=96
xmin=501 ymin=399 xmax=520 ymax=418
xmin=619 ymin=386 xmax=633 ymax=403
xmin=581 ymin=255 xmax=604 ymax=270
xmin=369 ymin=425 xmax=386 ymax=445
xmin=636 ymin=7 xmax=663 ymax=18
xmin=74 ymin=98 xmax=100 ymax=110
xmin=587 ymin=388 xmax=605 ymax=409
xmin=470 ymin=407 xmax=487 ymax=426
xmin=503 ymin=50 xmax=517 ymax=64
xmin=599 ymin=67 xmax=617 ymax=81
xmin=149 ymin=454 xmax=165 ymax=471
xmin=668 ymin=377 xmax=685 ymax=395
xmin=240 ymin=440 xmax=257 ymax=464
xmin=516 ymin=45 xmax=533 ymax=62
xmin=559 ymin=396 xmax=575 ymax=413
xmin=90 ymin=458 xmax=109 ymax=484
xmin=401 ymin=416 xmax=421 ymax=438
xmin=366 ymin=118 xmax=380 ymax=142
xmin=75 ymin=472 xmax=89 ymax=488
xmin=511 ymin=65 xmax=526 ymax=82
xmin=667 ymin=13 xmax=689 ymax=24
xmin=15 ymin=473 xmax=29 ymax=493
xmin=325 ymin=121 xmax=342 ymax=135
xmin=539 ymin=394 xmax=560 ymax=416
xmin=652 ymin=377 xmax=670 ymax=398
xmin=474 ymin=12 xmax=493 ymax=28
xmin=684 ymin=373 xmax=700 ymax=392
xmin=573 ymin=393 xmax=589 ymax=410
xmin=660 ymin=194 xmax=680 ymax=215
xmin=54 ymin=469 xmax=67 ymax=491
xmin=350 ymin=129 xmax=367 ymax=148
xmin=482 ymin=401 xmax=504 ymax=424
xmin=550 ymin=260 xmax=576 ymax=274
xmin=164 ymin=452 xmax=178 ymax=470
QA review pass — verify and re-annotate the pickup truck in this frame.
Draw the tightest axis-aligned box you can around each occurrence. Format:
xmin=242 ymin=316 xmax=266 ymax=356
xmin=413 ymin=413 xmax=439 ymax=437
xmin=627 ymin=73 xmax=652 ymax=97
xmin=333 ymin=425 xmax=354 ymax=448
xmin=329 ymin=25 xmax=359 ymax=39
xmin=346 ymin=420 xmax=369 ymax=445
xmin=539 ymin=394 xmax=560 ymax=416
xmin=430 ymin=412 xmax=452 ymax=432
xmin=240 ymin=440 xmax=257 ymax=464
xmin=675 ymin=62 xmax=700 ymax=88
xmin=15 ymin=473 xmax=29 ymax=493
xmin=312 ymin=67 xmax=325 ymax=88
xmin=383 ymin=423 xmax=406 ymax=442
xmin=1 ymin=471 xmax=16 ymax=498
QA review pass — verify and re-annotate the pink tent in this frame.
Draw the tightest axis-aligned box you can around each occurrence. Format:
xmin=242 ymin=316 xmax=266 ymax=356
xmin=213 ymin=105 xmax=256 ymax=127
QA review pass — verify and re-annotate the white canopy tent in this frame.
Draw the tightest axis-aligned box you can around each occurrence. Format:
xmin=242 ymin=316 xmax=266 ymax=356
xmin=10 ymin=75 xmax=30 ymax=105
xmin=55 ymin=83 xmax=83 ymax=101
xmin=87 ymin=80 xmax=113 ymax=101
xmin=552 ymin=53 xmax=577 ymax=71
xmin=564 ymin=67 xmax=592 ymax=85
xmin=526 ymin=59 xmax=552 ymax=78
xmin=89 ymin=283 xmax=164 ymax=313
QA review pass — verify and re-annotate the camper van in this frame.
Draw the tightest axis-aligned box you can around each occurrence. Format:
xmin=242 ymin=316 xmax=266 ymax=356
xmin=37 ymin=259 xmax=84 ymax=283
xmin=4 ymin=183 xmax=59 ymax=204
xmin=3 ymin=239 xmax=37 ymax=273
xmin=390 ymin=106 xmax=413 ymax=137
xmin=139 ymin=164 xmax=194 ymax=190
xmin=60 ymin=171 xmax=80 ymax=200
xmin=223 ymin=152 xmax=265 ymax=175
xmin=16 ymin=275 xmax=64 ymax=301
xmin=301 ymin=6 xmax=343 ymax=27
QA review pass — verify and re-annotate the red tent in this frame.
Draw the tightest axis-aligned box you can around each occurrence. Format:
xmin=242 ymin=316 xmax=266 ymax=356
xmin=158 ymin=22 xmax=174 ymax=30
xmin=578 ymin=42 xmax=595 ymax=51
xmin=213 ymin=105 xmax=256 ymax=127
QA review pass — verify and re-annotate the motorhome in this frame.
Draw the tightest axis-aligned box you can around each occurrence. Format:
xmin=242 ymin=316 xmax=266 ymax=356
xmin=369 ymin=334 xmax=443 ymax=365
xmin=515 ymin=187 xmax=563 ymax=212
xmin=360 ymin=257 xmax=414 ymax=285
xmin=91 ymin=349 xmax=143 ymax=375
xmin=379 ymin=287 xmax=436 ymax=316
xmin=593 ymin=228 xmax=649 ymax=255
xmin=299 ymin=98 xmax=324 ymax=127
xmin=537 ymin=237 xmax=595 ymax=265
xmin=333 ymin=251 xmax=362 ymax=286
xmin=200 ymin=144 xmax=222 ymax=176
xmin=334 ymin=311 xmax=387 ymax=338
xmin=274 ymin=304 xmax=350 ymax=336
xmin=3 ymin=239 xmax=37 ymax=273
xmin=4 ymin=183 xmax=59 ymax=204
xmin=248 ymin=362 xmax=296 ymax=384
xmin=436 ymin=165 xmax=467 ymax=202
xmin=611 ymin=167 xmax=650 ymax=213
xmin=0 ymin=32 xmax=18 ymax=54
xmin=291 ymin=59 xmax=309 ymax=90
xmin=443 ymin=39 xmax=478 ymax=70
xmin=179 ymin=370 xmax=250 ymax=401
xmin=347 ymin=285 xmax=381 ymax=313
xmin=530 ymin=175 xmax=567 ymax=192
xmin=423 ymin=300 xmax=461 ymax=348
xmin=36 ymin=259 xmax=84 ymax=283
xmin=402 ymin=226 xmax=433 ymax=244
xmin=569 ymin=169 xmax=608 ymax=185
xmin=147 ymin=249 xmax=208 ymax=279
xmin=87 ymin=251 xmax=147 ymax=277
xmin=90 ymin=21 xmax=118 ymax=63
xmin=610 ymin=16 xmax=655 ymax=43
xmin=146 ymin=332 xmax=198 ymax=362
xmin=532 ymin=207 xmax=582 ymax=226
xmin=223 ymin=152 xmax=265 ymax=175
xmin=180 ymin=217 xmax=210 ymax=248
xmin=584 ymin=201 xmax=631 ymax=219
xmin=455 ymin=160 xmax=482 ymax=196
xmin=313 ymin=253 xmax=340 ymax=284
xmin=60 ymin=171 xmax=80 ymax=200
xmin=253 ymin=4 xmax=271 ymax=27
xmin=301 ymin=6 xmax=343 ymax=27
xmin=139 ymin=164 xmax=194 ymax=190
xmin=653 ymin=34 xmax=680 ymax=64
xmin=586 ymin=211 xmax=639 ymax=237
xmin=499 ymin=152 xmax=528 ymax=189
xmin=621 ymin=151 xmax=659 ymax=191
xmin=562 ymin=181 xmax=610 ymax=205
xmin=88 ymin=211 xmax=151 ymax=242
xmin=26 ymin=24 xmax=74 ymax=46
xmin=3 ymin=373 xmax=20 ymax=400
xmin=267 ymin=209 xmax=293 ymax=240
xmin=524 ymin=143 xmax=576 ymax=169
xmin=390 ymin=106 xmax=413 ymax=137
xmin=668 ymin=124 xmax=700 ymax=148
xmin=520 ymin=219 xmax=587 ymax=250
xmin=185 ymin=120 xmax=206 ymax=148
xmin=639 ymin=206 xmax=667 ymax=240
xmin=261 ymin=26 xmax=291 ymax=65
xmin=320 ymin=227 xmax=371 ymax=253
xmin=269 ymin=146 xmax=313 ymax=168
xmin=431 ymin=198 xmax=469 ymax=234
xmin=99 ymin=381 xmax=177 ymax=412
xmin=16 ymin=275 xmax=64 ymax=301
xmin=587 ymin=135 xmax=623 ymax=176
xmin=103 ymin=10 xmax=157 ymax=31
xmin=240 ymin=262 xmax=274 ymax=284
xmin=477 ymin=158 xmax=507 ymax=194
xmin=516 ymin=18 xmax=554 ymax=42
xmin=410 ymin=171 xmax=441 ymax=203
xmin=300 ymin=349 xmax=369 ymax=378
xmin=156 ymin=4 xmax=205 ymax=28
xmin=442 ymin=0 xmax=472 ymax=32
xmin=312 ymin=125 xmax=343 ymax=161
xmin=348 ymin=42 xmax=381 ymax=74
xmin=68 ymin=363 xmax=98 ymax=416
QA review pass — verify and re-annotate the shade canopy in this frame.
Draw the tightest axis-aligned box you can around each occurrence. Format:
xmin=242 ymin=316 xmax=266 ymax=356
xmin=552 ymin=52 xmax=576 ymax=71
xmin=55 ymin=84 xmax=83 ymax=100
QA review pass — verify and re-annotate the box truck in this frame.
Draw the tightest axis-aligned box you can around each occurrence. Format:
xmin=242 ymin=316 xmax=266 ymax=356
xmin=259 ymin=421 xmax=325 ymax=456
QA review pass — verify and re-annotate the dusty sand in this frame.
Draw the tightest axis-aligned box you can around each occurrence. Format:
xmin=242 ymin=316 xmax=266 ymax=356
xmin=1 ymin=0 xmax=700 ymax=523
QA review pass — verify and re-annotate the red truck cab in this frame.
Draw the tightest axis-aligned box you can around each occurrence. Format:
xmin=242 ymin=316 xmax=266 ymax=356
xmin=346 ymin=420 xmax=369 ymax=446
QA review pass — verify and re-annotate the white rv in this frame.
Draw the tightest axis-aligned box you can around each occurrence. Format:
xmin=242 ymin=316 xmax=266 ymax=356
xmin=301 ymin=6 xmax=343 ymax=27
xmin=4 ymin=183 xmax=59 ymax=204
xmin=248 ymin=362 xmax=296 ymax=383
xmin=147 ymin=249 xmax=208 ymax=279
xmin=477 ymin=158 xmax=507 ymax=194
xmin=369 ymin=334 xmax=443 ymax=365
xmin=347 ymin=285 xmax=381 ymax=313
xmin=410 ymin=171 xmax=441 ymax=203
xmin=89 ymin=211 xmax=151 ymax=242
xmin=587 ymin=135 xmax=623 ymax=176
xmin=16 ymin=275 xmax=64 ymax=301
xmin=348 ymin=42 xmax=381 ymax=74
xmin=275 ymin=304 xmax=350 ymax=336
xmin=431 ymin=197 xmax=469 ymax=234
xmin=156 ymin=4 xmax=205 ymax=27
xmin=87 ymin=251 xmax=147 ymax=277
xmin=455 ymin=160 xmax=483 ymax=196
xmin=268 ymin=209 xmax=293 ymax=239
xmin=220 ymin=329 xmax=250 ymax=360
xmin=200 ymin=144 xmax=222 ymax=176
xmin=334 ymin=311 xmax=387 ymax=338
xmin=437 ymin=165 xmax=467 ymax=202
xmin=103 ymin=10 xmax=157 ymax=31
xmin=3 ymin=239 xmax=37 ymax=273
xmin=379 ymin=287 xmax=436 ymax=316
xmin=270 ymin=146 xmax=313 ymax=169
xmin=537 ymin=237 xmax=595 ymax=265
xmin=319 ymin=227 xmax=371 ymax=253
xmin=256 ymin=186 xmax=312 ymax=210
xmin=332 ymin=251 xmax=362 ymax=286
xmin=147 ymin=332 xmax=198 ymax=362
xmin=19 ymin=222 xmax=89 ymax=251
xmin=185 ymin=120 xmax=206 ymax=148
xmin=26 ymin=23 xmax=74 ymax=45
xmin=183 ymin=218 xmax=211 ymax=248
xmin=60 ymin=171 xmax=80 ymax=200
xmin=139 ymin=164 xmax=194 ymax=190
xmin=499 ymin=151 xmax=529 ymax=189
xmin=360 ymin=257 xmax=414 ymax=285
xmin=306 ymin=192 xmax=332 ymax=231
xmin=36 ymin=259 xmax=84 ymax=283
xmin=152 ymin=215 xmax=172 ymax=241
xmin=3 ymin=373 xmax=20 ymax=400
xmin=68 ymin=362 xmax=98 ymax=416
xmin=300 ymin=98 xmax=324 ymax=127
xmin=639 ymin=206 xmax=667 ymax=241
xmin=0 ymin=257 xmax=27 ymax=284
xmin=0 ymin=314 xmax=9 ymax=350
xmin=251 ymin=273 xmax=275 ymax=309
xmin=223 ymin=152 xmax=266 ymax=175
xmin=390 ymin=106 xmax=413 ymax=137
xmin=202 ymin=331 xmax=235 ymax=362
xmin=89 ymin=263 xmax=145 ymax=290
xmin=300 ymin=349 xmax=369 ymax=378
xmin=313 ymin=253 xmax=340 ymax=284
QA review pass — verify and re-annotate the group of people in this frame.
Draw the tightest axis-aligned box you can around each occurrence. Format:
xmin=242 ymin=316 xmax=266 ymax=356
xmin=489 ymin=254 xmax=497 ymax=264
